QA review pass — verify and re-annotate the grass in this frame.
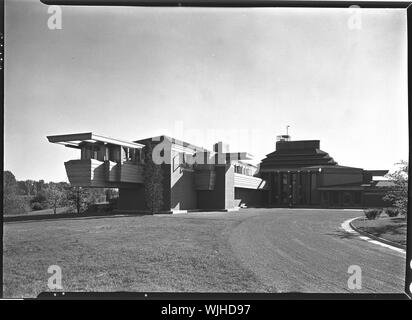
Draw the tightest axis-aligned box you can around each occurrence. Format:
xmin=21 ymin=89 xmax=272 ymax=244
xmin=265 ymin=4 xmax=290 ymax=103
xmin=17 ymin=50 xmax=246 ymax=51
xmin=352 ymin=215 xmax=407 ymax=247
xmin=3 ymin=213 xmax=268 ymax=298
xmin=4 ymin=206 xmax=71 ymax=217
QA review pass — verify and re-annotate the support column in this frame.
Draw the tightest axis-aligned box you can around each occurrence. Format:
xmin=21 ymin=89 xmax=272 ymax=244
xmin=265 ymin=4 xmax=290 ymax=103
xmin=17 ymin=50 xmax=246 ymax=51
xmin=277 ymin=171 xmax=282 ymax=206
xmin=268 ymin=173 xmax=273 ymax=206
xmin=297 ymin=171 xmax=302 ymax=205
xmin=287 ymin=171 xmax=292 ymax=207
xmin=338 ymin=191 xmax=343 ymax=208
xmin=308 ymin=171 xmax=312 ymax=205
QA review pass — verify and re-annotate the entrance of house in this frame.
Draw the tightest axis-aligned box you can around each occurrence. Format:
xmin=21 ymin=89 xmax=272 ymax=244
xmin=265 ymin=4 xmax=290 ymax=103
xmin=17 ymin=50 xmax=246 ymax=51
xmin=270 ymin=171 xmax=314 ymax=207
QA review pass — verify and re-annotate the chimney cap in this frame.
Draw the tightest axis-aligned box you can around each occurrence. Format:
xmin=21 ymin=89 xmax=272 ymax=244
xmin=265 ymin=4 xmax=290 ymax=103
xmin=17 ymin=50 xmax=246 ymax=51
xmin=276 ymin=135 xmax=291 ymax=142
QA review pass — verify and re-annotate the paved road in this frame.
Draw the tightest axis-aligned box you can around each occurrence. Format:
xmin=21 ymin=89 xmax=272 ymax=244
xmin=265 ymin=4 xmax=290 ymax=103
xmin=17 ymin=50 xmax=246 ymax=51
xmin=227 ymin=209 xmax=406 ymax=293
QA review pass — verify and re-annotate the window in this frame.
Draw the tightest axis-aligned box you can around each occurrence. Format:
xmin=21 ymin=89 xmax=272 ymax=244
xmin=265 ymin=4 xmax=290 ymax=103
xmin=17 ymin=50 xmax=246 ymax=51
xmin=122 ymin=147 xmax=128 ymax=162
xmin=354 ymin=192 xmax=361 ymax=205
xmin=332 ymin=192 xmax=339 ymax=206
xmin=109 ymin=146 xmax=121 ymax=162
xmin=122 ymin=147 xmax=135 ymax=162
xmin=178 ymin=152 xmax=194 ymax=171
xmin=136 ymin=149 xmax=142 ymax=163
xmin=81 ymin=144 xmax=101 ymax=160
xmin=343 ymin=192 xmax=352 ymax=206
xmin=173 ymin=154 xmax=179 ymax=171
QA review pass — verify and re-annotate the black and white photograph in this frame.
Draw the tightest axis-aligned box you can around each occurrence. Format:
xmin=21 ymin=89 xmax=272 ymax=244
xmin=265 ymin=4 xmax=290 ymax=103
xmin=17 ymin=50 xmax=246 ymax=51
xmin=1 ymin=0 xmax=411 ymax=302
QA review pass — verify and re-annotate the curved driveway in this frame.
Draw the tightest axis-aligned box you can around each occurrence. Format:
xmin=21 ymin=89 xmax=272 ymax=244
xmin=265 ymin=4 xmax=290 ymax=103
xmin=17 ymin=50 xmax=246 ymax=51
xmin=228 ymin=209 xmax=405 ymax=293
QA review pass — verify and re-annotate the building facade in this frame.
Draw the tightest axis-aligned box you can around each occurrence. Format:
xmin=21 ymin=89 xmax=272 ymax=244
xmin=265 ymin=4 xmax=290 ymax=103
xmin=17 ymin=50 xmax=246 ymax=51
xmin=259 ymin=137 xmax=390 ymax=208
xmin=47 ymin=133 xmax=266 ymax=213
xmin=47 ymin=132 xmax=390 ymax=212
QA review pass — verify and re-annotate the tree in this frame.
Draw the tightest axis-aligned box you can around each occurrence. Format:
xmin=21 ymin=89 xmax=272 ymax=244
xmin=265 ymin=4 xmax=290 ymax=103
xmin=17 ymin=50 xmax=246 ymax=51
xmin=3 ymin=171 xmax=26 ymax=214
xmin=17 ymin=181 xmax=29 ymax=195
xmin=46 ymin=183 xmax=65 ymax=214
xmin=66 ymin=186 xmax=89 ymax=214
xmin=143 ymin=143 xmax=164 ymax=214
xmin=35 ymin=180 xmax=46 ymax=194
xmin=4 ymin=170 xmax=17 ymax=191
xmin=15 ymin=180 xmax=36 ymax=196
xmin=25 ymin=180 xmax=36 ymax=196
xmin=86 ymin=188 xmax=107 ymax=204
xmin=30 ymin=191 xmax=48 ymax=209
xmin=383 ymin=160 xmax=408 ymax=216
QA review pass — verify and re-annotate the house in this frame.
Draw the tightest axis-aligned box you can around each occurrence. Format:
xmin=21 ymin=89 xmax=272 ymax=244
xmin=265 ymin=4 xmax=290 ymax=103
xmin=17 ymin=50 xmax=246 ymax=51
xmin=258 ymin=135 xmax=392 ymax=208
xmin=47 ymin=132 xmax=391 ymax=212
xmin=47 ymin=132 xmax=266 ymax=213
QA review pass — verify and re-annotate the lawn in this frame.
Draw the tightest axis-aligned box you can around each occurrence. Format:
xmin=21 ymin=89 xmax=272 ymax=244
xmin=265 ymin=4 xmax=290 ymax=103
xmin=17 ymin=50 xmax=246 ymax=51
xmin=351 ymin=215 xmax=407 ymax=247
xmin=3 ymin=213 xmax=268 ymax=298
xmin=4 ymin=206 xmax=70 ymax=217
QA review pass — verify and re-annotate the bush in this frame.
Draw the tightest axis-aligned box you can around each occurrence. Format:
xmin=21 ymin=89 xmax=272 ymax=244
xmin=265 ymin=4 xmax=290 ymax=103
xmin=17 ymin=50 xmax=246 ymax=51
xmin=364 ymin=208 xmax=382 ymax=220
xmin=108 ymin=197 xmax=118 ymax=206
xmin=31 ymin=202 xmax=44 ymax=211
xmin=30 ymin=192 xmax=47 ymax=205
xmin=384 ymin=207 xmax=399 ymax=217
xmin=383 ymin=161 xmax=408 ymax=216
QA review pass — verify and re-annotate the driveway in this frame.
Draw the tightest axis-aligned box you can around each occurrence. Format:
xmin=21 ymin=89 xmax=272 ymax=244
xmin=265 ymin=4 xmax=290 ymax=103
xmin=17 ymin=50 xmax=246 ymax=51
xmin=228 ymin=208 xmax=406 ymax=293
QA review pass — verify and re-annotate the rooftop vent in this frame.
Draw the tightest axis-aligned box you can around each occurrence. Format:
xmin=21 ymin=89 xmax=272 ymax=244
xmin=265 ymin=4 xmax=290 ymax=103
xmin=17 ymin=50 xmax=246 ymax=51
xmin=276 ymin=135 xmax=291 ymax=142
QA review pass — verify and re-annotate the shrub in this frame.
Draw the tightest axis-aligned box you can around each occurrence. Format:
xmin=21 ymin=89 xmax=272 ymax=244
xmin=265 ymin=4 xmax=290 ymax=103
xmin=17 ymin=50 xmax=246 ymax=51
xmin=31 ymin=202 xmax=44 ymax=211
xmin=364 ymin=208 xmax=382 ymax=220
xmin=108 ymin=197 xmax=118 ymax=206
xmin=383 ymin=161 xmax=408 ymax=216
xmin=30 ymin=192 xmax=47 ymax=205
xmin=3 ymin=171 xmax=28 ymax=215
xmin=384 ymin=207 xmax=399 ymax=217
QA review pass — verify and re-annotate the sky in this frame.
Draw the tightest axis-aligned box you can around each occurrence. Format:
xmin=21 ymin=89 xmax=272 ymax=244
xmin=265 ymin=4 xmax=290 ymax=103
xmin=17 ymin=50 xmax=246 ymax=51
xmin=4 ymin=0 xmax=409 ymax=182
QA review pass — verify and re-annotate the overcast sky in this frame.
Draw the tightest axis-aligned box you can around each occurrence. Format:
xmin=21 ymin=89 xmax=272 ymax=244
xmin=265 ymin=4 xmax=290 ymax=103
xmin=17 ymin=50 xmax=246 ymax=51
xmin=5 ymin=0 xmax=408 ymax=182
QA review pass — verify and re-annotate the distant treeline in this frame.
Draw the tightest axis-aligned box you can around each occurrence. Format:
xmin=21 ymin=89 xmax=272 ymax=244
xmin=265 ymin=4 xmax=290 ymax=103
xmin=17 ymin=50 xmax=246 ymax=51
xmin=3 ymin=171 xmax=119 ymax=215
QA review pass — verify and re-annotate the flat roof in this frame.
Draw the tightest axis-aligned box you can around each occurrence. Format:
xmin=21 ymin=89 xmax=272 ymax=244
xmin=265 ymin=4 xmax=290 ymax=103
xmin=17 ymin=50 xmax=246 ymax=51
xmin=135 ymin=135 xmax=205 ymax=150
xmin=47 ymin=132 xmax=145 ymax=149
xmin=136 ymin=135 xmax=254 ymax=160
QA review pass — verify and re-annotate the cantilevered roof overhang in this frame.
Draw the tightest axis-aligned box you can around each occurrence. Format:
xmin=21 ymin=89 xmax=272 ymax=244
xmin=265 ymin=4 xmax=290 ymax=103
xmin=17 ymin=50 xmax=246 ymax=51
xmin=47 ymin=132 xmax=145 ymax=149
